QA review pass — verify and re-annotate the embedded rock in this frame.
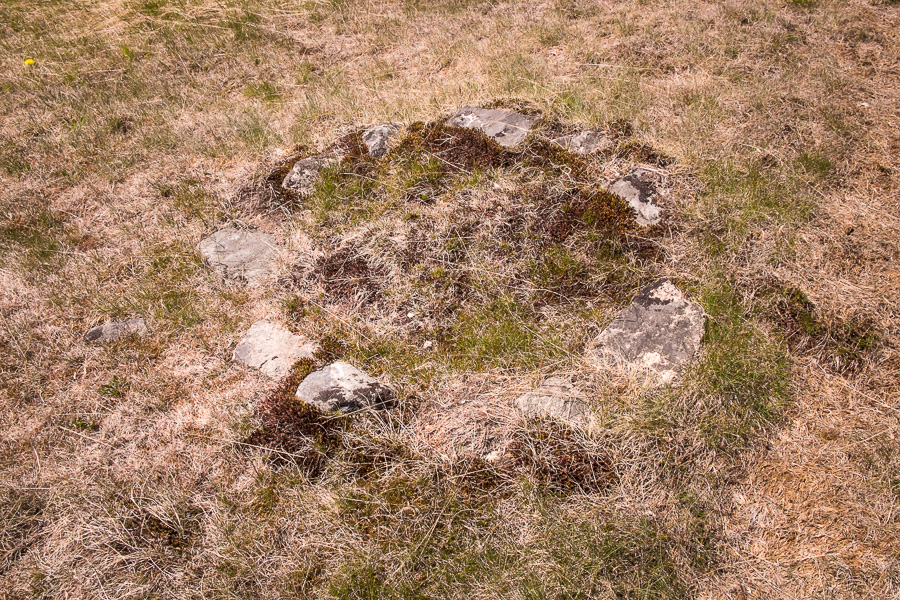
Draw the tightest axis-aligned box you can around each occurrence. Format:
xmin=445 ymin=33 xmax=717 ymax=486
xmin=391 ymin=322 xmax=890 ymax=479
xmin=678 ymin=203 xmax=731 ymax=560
xmin=446 ymin=106 xmax=537 ymax=148
xmin=607 ymin=168 xmax=664 ymax=226
xmin=516 ymin=376 xmax=590 ymax=425
xmin=281 ymin=156 xmax=338 ymax=196
xmin=552 ymin=130 xmax=611 ymax=155
xmin=362 ymin=123 xmax=401 ymax=158
xmin=84 ymin=318 xmax=147 ymax=343
xmin=295 ymin=361 xmax=395 ymax=414
xmin=233 ymin=320 xmax=317 ymax=379
xmin=198 ymin=227 xmax=278 ymax=285
xmin=589 ymin=278 xmax=705 ymax=384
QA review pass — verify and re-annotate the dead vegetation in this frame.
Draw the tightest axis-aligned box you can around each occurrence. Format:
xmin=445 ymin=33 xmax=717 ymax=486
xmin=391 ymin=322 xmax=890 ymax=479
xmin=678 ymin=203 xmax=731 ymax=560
xmin=1 ymin=0 xmax=899 ymax=598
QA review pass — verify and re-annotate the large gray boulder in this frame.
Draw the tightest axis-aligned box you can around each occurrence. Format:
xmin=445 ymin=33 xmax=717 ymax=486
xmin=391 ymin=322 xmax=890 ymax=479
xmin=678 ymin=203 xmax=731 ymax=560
xmin=295 ymin=361 xmax=395 ymax=414
xmin=516 ymin=376 xmax=591 ymax=425
xmin=281 ymin=156 xmax=338 ymax=196
xmin=198 ymin=227 xmax=278 ymax=285
xmin=84 ymin=318 xmax=147 ymax=343
xmin=589 ymin=278 xmax=705 ymax=384
xmin=233 ymin=320 xmax=317 ymax=379
xmin=362 ymin=123 xmax=401 ymax=158
xmin=607 ymin=167 xmax=664 ymax=226
xmin=552 ymin=130 xmax=611 ymax=155
xmin=446 ymin=106 xmax=537 ymax=148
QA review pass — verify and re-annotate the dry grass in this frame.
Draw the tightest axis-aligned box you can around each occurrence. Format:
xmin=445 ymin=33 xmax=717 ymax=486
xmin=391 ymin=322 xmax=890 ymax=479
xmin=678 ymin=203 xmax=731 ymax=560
xmin=1 ymin=0 xmax=899 ymax=598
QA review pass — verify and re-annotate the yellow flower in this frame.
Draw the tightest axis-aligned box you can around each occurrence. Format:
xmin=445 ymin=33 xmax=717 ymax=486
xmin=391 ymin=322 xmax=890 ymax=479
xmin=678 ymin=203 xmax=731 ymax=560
xmin=24 ymin=58 xmax=34 ymax=65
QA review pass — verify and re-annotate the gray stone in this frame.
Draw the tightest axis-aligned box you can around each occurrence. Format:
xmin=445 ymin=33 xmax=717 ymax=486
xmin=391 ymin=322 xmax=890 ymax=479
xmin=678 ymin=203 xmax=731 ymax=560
xmin=281 ymin=156 xmax=338 ymax=196
xmin=84 ymin=318 xmax=147 ymax=343
xmin=198 ymin=227 xmax=278 ymax=285
xmin=516 ymin=376 xmax=590 ymax=424
xmin=607 ymin=168 xmax=664 ymax=226
xmin=589 ymin=278 xmax=706 ymax=384
xmin=295 ymin=361 xmax=395 ymax=414
xmin=233 ymin=320 xmax=317 ymax=379
xmin=362 ymin=123 xmax=401 ymax=158
xmin=552 ymin=130 xmax=611 ymax=154
xmin=446 ymin=106 xmax=537 ymax=148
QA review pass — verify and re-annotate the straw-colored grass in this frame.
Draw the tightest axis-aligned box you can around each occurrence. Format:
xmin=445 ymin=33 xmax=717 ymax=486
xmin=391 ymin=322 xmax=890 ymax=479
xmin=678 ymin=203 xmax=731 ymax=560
xmin=1 ymin=0 xmax=898 ymax=598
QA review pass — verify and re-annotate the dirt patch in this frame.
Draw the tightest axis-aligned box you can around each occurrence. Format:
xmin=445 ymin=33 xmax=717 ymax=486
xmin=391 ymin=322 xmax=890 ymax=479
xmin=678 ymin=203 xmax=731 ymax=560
xmin=310 ymin=246 xmax=386 ymax=305
xmin=507 ymin=422 xmax=616 ymax=493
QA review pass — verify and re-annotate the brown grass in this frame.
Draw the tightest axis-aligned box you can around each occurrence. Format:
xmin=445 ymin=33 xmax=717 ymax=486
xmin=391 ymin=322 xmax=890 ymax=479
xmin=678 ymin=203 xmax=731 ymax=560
xmin=1 ymin=0 xmax=899 ymax=598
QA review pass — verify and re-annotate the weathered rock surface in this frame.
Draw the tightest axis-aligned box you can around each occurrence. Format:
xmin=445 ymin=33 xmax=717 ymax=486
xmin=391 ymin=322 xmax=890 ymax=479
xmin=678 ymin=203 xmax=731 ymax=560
xmin=233 ymin=320 xmax=317 ymax=379
xmin=589 ymin=278 xmax=706 ymax=384
xmin=281 ymin=156 xmax=338 ymax=196
xmin=198 ymin=227 xmax=278 ymax=284
xmin=84 ymin=318 xmax=147 ymax=343
xmin=295 ymin=361 xmax=394 ymax=414
xmin=552 ymin=130 xmax=611 ymax=155
xmin=607 ymin=167 xmax=664 ymax=226
xmin=446 ymin=106 xmax=537 ymax=148
xmin=362 ymin=123 xmax=401 ymax=158
xmin=516 ymin=376 xmax=590 ymax=425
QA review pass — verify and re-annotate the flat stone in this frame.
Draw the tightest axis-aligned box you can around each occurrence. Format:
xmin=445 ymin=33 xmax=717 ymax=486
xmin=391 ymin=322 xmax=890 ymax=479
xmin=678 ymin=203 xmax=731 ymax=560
xmin=198 ymin=228 xmax=278 ymax=285
xmin=552 ymin=130 xmax=611 ymax=154
xmin=446 ymin=106 xmax=537 ymax=148
xmin=281 ymin=155 xmax=338 ymax=196
xmin=233 ymin=320 xmax=317 ymax=379
xmin=516 ymin=376 xmax=590 ymax=424
xmin=362 ymin=123 xmax=401 ymax=158
xmin=295 ymin=361 xmax=395 ymax=414
xmin=607 ymin=167 xmax=664 ymax=226
xmin=589 ymin=278 xmax=705 ymax=384
xmin=84 ymin=318 xmax=147 ymax=343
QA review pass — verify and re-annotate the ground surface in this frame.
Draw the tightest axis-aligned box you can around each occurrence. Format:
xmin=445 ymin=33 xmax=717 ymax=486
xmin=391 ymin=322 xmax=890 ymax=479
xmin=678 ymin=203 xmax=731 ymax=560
xmin=1 ymin=0 xmax=899 ymax=598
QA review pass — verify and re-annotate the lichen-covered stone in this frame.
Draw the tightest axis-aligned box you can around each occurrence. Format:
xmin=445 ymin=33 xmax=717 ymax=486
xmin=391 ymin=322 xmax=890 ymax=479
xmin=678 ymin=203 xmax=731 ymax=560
xmin=362 ymin=123 xmax=401 ymax=158
xmin=84 ymin=318 xmax=147 ymax=343
xmin=295 ymin=361 xmax=395 ymax=414
xmin=198 ymin=227 xmax=278 ymax=285
xmin=516 ymin=376 xmax=590 ymax=424
xmin=233 ymin=321 xmax=317 ymax=379
xmin=552 ymin=130 xmax=611 ymax=155
xmin=446 ymin=106 xmax=537 ymax=148
xmin=589 ymin=278 xmax=705 ymax=384
xmin=281 ymin=156 xmax=338 ymax=196
xmin=607 ymin=167 xmax=664 ymax=226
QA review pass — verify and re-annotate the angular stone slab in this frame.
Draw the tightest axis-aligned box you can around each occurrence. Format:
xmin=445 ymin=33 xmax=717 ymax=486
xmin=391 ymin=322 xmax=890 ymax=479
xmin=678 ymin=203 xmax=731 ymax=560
xmin=516 ymin=376 xmax=590 ymax=425
xmin=198 ymin=227 xmax=278 ymax=285
xmin=84 ymin=318 xmax=147 ymax=343
xmin=281 ymin=155 xmax=338 ymax=196
xmin=589 ymin=278 xmax=705 ymax=384
xmin=552 ymin=130 xmax=611 ymax=155
xmin=607 ymin=167 xmax=664 ymax=226
xmin=446 ymin=106 xmax=537 ymax=148
xmin=295 ymin=361 xmax=395 ymax=414
xmin=233 ymin=320 xmax=317 ymax=379
xmin=362 ymin=123 xmax=401 ymax=158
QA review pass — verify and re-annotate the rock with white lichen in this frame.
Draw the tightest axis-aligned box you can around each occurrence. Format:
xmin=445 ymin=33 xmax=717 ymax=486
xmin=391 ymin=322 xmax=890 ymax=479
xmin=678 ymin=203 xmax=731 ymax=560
xmin=589 ymin=278 xmax=706 ymax=384
xmin=84 ymin=318 xmax=148 ymax=343
xmin=198 ymin=227 xmax=278 ymax=285
xmin=233 ymin=321 xmax=318 ymax=379
xmin=607 ymin=167 xmax=665 ymax=226
xmin=446 ymin=106 xmax=537 ymax=148
xmin=295 ymin=361 xmax=395 ymax=414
